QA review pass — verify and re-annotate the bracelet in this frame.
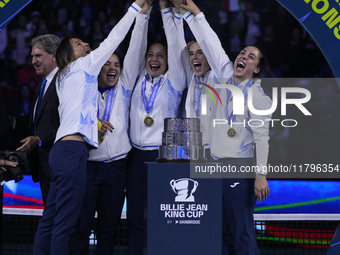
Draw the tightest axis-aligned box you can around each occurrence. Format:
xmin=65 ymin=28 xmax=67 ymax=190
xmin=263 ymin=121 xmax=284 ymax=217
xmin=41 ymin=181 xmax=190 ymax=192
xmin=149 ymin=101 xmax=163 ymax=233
xmin=39 ymin=140 xmax=42 ymax=147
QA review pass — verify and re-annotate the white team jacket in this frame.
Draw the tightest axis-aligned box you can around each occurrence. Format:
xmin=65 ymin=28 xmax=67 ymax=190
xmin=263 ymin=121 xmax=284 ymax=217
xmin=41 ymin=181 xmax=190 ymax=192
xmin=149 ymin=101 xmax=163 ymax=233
xmin=210 ymin=78 xmax=272 ymax=175
xmin=181 ymin=11 xmax=271 ymax=174
xmin=179 ymin=11 xmax=234 ymax=148
xmin=129 ymin=8 xmax=186 ymax=150
xmin=56 ymin=3 xmax=141 ymax=148
xmin=88 ymin=12 xmax=149 ymax=162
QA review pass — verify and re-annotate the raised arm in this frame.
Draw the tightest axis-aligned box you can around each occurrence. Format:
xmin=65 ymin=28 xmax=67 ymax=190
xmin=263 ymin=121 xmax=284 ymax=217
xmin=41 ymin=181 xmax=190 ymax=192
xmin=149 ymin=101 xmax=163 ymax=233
xmin=121 ymin=1 xmax=152 ymax=90
xmin=170 ymin=1 xmax=193 ymax=88
xmin=160 ymin=1 xmax=186 ymax=92
xmin=181 ymin=0 xmax=233 ymax=79
xmin=82 ymin=1 xmax=144 ymax=76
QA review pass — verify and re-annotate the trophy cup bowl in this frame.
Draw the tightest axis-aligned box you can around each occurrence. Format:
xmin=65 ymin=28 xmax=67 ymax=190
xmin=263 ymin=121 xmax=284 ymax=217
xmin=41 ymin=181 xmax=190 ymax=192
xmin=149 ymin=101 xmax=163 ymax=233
xmin=158 ymin=118 xmax=206 ymax=163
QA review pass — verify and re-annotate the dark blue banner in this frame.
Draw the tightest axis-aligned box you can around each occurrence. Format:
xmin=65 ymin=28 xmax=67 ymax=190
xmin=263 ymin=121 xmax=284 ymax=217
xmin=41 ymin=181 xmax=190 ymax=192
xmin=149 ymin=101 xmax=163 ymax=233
xmin=0 ymin=0 xmax=33 ymax=32
xmin=277 ymin=0 xmax=340 ymax=78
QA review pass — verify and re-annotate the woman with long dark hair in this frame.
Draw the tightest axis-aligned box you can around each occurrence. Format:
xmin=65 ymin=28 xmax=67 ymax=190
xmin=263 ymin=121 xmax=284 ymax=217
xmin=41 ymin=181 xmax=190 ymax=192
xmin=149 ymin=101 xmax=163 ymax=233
xmin=33 ymin=1 xmax=146 ymax=254
xmin=173 ymin=0 xmax=271 ymax=253
xmin=69 ymin=2 xmax=153 ymax=254
xmin=126 ymin=0 xmax=186 ymax=254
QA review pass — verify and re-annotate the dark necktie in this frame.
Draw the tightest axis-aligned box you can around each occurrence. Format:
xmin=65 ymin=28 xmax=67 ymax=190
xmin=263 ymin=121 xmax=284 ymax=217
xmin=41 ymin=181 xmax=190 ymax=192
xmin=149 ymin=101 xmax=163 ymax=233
xmin=32 ymin=78 xmax=47 ymax=136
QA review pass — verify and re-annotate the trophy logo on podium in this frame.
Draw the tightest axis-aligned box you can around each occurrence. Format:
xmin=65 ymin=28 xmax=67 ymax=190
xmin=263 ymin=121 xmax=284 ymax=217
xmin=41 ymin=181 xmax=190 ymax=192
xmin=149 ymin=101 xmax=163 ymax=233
xmin=170 ymin=178 xmax=199 ymax=202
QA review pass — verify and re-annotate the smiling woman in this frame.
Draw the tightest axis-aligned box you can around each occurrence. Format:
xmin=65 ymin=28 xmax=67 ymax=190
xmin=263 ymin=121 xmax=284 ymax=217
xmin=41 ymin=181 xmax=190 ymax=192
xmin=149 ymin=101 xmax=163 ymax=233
xmin=69 ymin=2 xmax=153 ymax=251
xmin=188 ymin=42 xmax=211 ymax=77
xmin=145 ymin=42 xmax=168 ymax=77
xmin=55 ymin=36 xmax=92 ymax=83
xmin=97 ymin=53 xmax=121 ymax=88
xmin=126 ymin=1 xmax=186 ymax=253
xmin=32 ymin=1 xmax=145 ymax=255
xmin=172 ymin=0 xmax=272 ymax=254
xmin=71 ymin=38 xmax=91 ymax=59
xmin=233 ymin=46 xmax=266 ymax=82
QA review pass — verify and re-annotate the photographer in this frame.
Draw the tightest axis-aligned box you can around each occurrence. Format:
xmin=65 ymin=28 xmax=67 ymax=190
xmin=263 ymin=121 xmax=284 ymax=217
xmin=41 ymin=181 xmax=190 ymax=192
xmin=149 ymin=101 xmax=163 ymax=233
xmin=0 ymin=150 xmax=29 ymax=184
xmin=0 ymin=156 xmax=19 ymax=185
xmin=0 ymin=158 xmax=18 ymax=172
xmin=0 ymin=90 xmax=11 ymax=150
xmin=0 ymin=89 xmax=22 ymax=183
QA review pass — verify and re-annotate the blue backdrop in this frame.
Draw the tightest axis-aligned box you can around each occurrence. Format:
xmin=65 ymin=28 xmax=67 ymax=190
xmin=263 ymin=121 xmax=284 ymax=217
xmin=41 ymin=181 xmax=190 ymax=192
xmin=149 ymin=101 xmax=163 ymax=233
xmin=277 ymin=0 xmax=340 ymax=78
xmin=0 ymin=0 xmax=33 ymax=32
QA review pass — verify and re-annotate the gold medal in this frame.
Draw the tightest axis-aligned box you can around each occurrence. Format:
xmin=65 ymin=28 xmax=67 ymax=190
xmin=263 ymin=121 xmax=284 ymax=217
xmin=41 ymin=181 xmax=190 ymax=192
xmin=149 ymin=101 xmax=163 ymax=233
xmin=227 ymin=128 xmax=236 ymax=138
xmin=144 ymin=116 xmax=154 ymax=127
xmin=99 ymin=134 xmax=105 ymax=144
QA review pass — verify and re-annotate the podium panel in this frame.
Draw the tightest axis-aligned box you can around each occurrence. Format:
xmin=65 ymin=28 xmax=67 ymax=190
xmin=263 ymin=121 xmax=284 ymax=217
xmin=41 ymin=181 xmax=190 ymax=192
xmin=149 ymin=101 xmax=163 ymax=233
xmin=146 ymin=163 xmax=222 ymax=255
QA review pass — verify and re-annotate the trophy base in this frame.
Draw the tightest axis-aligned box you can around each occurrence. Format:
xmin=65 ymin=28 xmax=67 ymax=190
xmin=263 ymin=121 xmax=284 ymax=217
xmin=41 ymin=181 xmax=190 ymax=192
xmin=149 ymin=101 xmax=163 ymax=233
xmin=156 ymin=158 xmax=207 ymax=163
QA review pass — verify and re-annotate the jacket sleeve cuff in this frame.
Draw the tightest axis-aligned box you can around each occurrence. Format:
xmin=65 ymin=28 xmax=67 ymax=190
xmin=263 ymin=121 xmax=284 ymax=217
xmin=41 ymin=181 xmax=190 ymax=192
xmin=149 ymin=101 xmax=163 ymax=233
xmin=130 ymin=2 xmax=142 ymax=13
xmin=183 ymin=11 xmax=194 ymax=21
xmin=256 ymin=166 xmax=268 ymax=175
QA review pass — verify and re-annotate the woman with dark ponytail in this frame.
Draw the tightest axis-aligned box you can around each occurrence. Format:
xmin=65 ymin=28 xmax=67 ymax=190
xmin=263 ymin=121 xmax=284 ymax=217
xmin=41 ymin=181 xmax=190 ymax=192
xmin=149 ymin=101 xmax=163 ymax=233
xmin=33 ymin=1 xmax=146 ymax=254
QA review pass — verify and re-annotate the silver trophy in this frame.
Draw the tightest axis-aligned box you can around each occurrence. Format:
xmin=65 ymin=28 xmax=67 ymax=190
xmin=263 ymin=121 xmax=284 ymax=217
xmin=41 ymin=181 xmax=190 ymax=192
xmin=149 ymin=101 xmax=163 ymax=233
xmin=158 ymin=118 xmax=206 ymax=162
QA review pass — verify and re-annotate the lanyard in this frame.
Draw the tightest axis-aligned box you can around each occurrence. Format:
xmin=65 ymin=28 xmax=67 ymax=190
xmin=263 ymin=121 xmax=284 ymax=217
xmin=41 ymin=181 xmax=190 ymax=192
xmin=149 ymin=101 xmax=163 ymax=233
xmin=98 ymin=86 xmax=115 ymax=121
xmin=193 ymin=76 xmax=206 ymax=117
xmin=225 ymin=79 xmax=253 ymax=123
xmin=141 ymin=74 xmax=162 ymax=114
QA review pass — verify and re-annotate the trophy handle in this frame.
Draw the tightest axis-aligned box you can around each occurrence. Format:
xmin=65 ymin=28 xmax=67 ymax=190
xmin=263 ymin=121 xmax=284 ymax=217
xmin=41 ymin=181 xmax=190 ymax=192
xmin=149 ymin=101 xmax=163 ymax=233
xmin=170 ymin=179 xmax=176 ymax=192
xmin=192 ymin=180 xmax=199 ymax=193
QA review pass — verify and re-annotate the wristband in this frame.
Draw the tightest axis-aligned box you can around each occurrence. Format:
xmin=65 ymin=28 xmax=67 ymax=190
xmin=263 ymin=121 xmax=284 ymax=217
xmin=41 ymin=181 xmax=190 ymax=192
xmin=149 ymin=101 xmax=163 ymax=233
xmin=98 ymin=120 xmax=102 ymax=131
xmin=39 ymin=140 xmax=42 ymax=147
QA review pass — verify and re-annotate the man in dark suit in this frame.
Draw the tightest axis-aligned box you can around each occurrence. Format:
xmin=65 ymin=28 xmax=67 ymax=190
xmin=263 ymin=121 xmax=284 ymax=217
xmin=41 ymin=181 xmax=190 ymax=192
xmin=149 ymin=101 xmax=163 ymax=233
xmin=16 ymin=34 xmax=60 ymax=205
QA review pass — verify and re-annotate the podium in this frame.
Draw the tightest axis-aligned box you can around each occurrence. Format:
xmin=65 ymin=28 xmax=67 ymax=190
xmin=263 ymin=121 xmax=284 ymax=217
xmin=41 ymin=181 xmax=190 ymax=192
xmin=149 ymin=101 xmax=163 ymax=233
xmin=146 ymin=163 xmax=222 ymax=255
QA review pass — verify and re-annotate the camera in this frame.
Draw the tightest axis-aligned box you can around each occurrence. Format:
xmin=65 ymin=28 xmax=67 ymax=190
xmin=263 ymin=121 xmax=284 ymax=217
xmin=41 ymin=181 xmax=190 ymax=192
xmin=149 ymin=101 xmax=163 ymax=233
xmin=0 ymin=151 xmax=29 ymax=184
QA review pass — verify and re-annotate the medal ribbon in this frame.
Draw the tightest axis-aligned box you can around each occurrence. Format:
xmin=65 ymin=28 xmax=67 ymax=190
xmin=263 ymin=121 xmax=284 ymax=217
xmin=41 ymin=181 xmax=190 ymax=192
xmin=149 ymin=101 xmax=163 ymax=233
xmin=193 ymin=77 xmax=202 ymax=117
xmin=193 ymin=76 xmax=207 ymax=117
xmin=98 ymin=86 xmax=115 ymax=122
xmin=141 ymin=74 xmax=162 ymax=114
xmin=225 ymin=79 xmax=253 ymax=123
